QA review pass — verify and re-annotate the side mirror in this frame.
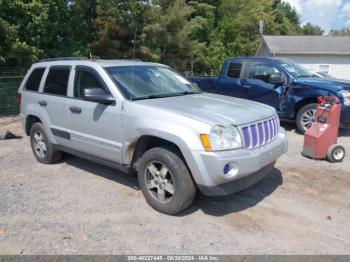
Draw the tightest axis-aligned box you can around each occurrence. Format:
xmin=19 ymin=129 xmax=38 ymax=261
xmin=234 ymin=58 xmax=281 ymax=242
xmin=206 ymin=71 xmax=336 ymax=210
xmin=82 ymin=88 xmax=115 ymax=105
xmin=269 ymin=73 xmax=287 ymax=85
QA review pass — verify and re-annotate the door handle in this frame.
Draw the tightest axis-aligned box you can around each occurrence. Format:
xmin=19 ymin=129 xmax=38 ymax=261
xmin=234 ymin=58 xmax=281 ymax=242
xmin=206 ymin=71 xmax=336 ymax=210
xmin=69 ymin=106 xmax=82 ymax=114
xmin=243 ymin=84 xmax=252 ymax=89
xmin=38 ymin=100 xmax=47 ymax=107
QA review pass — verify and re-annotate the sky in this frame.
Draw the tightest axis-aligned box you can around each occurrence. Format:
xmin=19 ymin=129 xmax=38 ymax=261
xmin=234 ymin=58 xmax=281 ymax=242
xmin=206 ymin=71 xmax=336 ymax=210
xmin=283 ymin=0 xmax=350 ymax=33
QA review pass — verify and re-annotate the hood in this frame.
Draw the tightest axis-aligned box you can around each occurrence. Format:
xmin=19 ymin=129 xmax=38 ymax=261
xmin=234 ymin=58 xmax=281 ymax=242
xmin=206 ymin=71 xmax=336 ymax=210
xmin=293 ymin=77 xmax=350 ymax=92
xmin=134 ymin=93 xmax=276 ymax=126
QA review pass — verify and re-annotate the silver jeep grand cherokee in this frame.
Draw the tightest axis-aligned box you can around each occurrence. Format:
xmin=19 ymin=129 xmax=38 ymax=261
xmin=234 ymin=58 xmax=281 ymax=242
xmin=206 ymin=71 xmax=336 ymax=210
xmin=18 ymin=58 xmax=288 ymax=214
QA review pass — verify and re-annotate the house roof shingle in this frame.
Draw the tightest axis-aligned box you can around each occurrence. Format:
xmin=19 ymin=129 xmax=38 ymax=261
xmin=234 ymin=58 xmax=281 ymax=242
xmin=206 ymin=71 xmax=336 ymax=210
xmin=262 ymin=35 xmax=350 ymax=54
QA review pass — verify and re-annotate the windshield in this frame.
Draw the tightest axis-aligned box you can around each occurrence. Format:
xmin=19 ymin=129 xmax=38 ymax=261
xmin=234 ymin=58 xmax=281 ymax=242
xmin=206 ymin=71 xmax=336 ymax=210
xmin=105 ymin=65 xmax=201 ymax=100
xmin=276 ymin=59 xmax=312 ymax=78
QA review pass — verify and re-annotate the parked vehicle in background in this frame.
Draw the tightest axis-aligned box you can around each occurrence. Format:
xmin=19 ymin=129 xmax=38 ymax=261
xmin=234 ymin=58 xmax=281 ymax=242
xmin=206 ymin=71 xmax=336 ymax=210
xmin=17 ymin=58 xmax=288 ymax=214
xmin=189 ymin=57 xmax=350 ymax=133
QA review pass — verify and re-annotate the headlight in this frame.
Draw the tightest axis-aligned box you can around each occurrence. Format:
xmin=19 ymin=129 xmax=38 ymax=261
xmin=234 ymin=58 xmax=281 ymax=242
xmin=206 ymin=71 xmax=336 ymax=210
xmin=339 ymin=90 xmax=350 ymax=105
xmin=201 ymin=125 xmax=242 ymax=151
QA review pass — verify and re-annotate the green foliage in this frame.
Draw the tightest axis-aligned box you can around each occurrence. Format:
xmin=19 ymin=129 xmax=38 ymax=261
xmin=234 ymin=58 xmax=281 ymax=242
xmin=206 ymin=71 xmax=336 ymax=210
xmin=301 ymin=22 xmax=324 ymax=35
xmin=0 ymin=0 xmax=326 ymax=74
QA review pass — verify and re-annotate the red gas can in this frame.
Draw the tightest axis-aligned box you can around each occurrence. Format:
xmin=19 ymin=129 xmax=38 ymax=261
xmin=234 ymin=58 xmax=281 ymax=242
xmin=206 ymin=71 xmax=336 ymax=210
xmin=303 ymin=96 xmax=345 ymax=162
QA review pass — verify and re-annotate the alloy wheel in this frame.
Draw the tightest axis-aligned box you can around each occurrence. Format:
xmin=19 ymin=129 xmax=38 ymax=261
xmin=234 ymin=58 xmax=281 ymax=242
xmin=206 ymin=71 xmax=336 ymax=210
xmin=301 ymin=109 xmax=316 ymax=131
xmin=145 ymin=161 xmax=175 ymax=203
xmin=33 ymin=131 xmax=47 ymax=158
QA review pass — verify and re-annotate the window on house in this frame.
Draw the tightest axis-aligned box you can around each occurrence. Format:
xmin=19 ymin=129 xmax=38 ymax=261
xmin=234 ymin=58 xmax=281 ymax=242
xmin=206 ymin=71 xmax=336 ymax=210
xmin=318 ymin=65 xmax=330 ymax=73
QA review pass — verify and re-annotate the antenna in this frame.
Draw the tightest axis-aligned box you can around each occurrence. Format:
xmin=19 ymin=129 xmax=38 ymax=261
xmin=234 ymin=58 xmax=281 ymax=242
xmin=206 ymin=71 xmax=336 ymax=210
xmin=259 ymin=20 xmax=264 ymax=35
xmin=131 ymin=21 xmax=138 ymax=100
xmin=132 ymin=22 xmax=138 ymax=60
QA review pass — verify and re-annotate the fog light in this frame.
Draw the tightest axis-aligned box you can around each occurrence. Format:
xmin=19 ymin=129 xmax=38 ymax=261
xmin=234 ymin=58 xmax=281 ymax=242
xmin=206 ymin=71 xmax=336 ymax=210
xmin=223 ymin=163 xmax=239 ymax=178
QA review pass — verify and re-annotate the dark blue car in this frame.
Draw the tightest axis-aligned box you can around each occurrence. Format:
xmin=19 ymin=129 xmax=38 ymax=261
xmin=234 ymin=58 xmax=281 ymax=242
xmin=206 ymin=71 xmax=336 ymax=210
xmin=188 ymin=57 xmax=350 ymax=133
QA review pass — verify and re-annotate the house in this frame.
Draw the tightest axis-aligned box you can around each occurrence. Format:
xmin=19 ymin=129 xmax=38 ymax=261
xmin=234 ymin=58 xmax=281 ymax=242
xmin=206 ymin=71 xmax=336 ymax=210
xmin=256 ymin=35 xmax=350 ymax=80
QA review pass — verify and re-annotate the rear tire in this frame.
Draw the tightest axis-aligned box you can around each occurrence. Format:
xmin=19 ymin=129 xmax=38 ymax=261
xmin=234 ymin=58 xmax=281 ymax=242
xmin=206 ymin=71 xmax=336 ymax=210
xmin=327 ymin=144 xmax=345 ymax=163
xmin=137 ymin=147 xmax=196 ymax=215
xmin=30 ymin=122 xmax=62 ymax=164
xmin=296 ymin=103 xmax=317 ymax=134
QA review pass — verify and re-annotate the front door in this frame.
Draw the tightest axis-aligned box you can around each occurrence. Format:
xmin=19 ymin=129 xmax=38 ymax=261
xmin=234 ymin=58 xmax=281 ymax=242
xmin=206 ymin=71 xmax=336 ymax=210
xmin=241 ymin=60 xmax=285 ymax=112
xmin=67 ymin=66 xmax=123 ymax=163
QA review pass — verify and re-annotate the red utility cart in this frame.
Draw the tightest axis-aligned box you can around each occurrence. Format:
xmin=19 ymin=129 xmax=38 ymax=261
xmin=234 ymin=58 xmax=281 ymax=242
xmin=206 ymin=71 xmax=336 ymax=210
xmin=303 ymin=96 xmax=345 ymax=162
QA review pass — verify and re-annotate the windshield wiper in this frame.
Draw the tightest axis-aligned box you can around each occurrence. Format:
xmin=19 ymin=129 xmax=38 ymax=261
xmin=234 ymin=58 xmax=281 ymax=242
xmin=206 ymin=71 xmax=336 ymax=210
xmin=131 ymin=94 xmax=170 ymax=101
xmin=131 ymin=91 xmax=201 ymax=101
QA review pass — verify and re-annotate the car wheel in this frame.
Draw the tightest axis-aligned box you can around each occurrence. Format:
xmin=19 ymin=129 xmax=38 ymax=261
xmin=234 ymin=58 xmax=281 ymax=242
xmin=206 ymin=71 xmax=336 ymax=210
xmin=327 ymin=144 xmax=345 ymax=163
xmin=30 ymin=122 xmax=62 ymax=164
xmin=137 ymin=147 xmax=196 ymax=215
xmin=296 ymin=103 xmax=317 ymax=134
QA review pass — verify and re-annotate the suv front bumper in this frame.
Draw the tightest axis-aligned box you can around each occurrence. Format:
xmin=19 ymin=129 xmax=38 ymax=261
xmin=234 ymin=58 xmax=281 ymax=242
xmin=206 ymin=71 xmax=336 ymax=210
xmin=189 ymin=128 xmax=288 ymax=196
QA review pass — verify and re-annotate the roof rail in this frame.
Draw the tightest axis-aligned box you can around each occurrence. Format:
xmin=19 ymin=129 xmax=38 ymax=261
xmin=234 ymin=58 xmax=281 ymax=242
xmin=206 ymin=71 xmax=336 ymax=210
xmin=39 ymin=57 xmax=87 ymax=62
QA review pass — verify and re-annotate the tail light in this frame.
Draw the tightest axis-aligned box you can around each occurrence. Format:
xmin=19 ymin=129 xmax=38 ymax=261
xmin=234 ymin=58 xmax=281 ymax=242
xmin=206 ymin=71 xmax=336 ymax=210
xmin=16 ymin=93 xmax=22 ymax=112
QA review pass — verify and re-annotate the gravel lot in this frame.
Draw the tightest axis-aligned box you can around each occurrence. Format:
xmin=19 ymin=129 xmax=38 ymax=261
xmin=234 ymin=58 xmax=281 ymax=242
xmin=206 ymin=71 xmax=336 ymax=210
xmin=0 ymin=117 xmax=349 ymax=255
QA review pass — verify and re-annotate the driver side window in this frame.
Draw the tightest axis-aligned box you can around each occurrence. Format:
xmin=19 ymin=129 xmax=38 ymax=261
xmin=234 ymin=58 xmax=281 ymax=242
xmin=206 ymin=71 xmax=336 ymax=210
xmin=74 ymin=67 xmax=107 ymax=99
xmin=245 ymin=62 xmax=280 ymax=84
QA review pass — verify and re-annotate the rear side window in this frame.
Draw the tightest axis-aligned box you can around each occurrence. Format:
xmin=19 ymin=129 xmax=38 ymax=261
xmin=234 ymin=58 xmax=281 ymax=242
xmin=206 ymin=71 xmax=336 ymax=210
xmin=24 ymin=68 xmax=45 ymax=91
xmin=44 ymin=67 xmax=70 ymax=96
xmin=227 ymin=62 xmax=242 ymax=78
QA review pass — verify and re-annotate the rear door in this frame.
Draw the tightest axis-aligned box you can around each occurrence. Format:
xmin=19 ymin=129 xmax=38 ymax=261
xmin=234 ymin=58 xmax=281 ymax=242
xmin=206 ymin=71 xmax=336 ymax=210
xmin=66 ymin=66 xmax=123 ymax=163
xmin=41 ymin=66 xmax=71 ymax=147
xmin=240 ymin=60 xmax=284 ymax=111
xmin=217 ymin=60 xmax=247 ymax=99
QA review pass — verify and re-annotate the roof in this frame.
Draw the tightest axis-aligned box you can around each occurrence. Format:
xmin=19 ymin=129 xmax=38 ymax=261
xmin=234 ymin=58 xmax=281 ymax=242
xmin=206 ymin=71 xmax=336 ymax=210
xmin=260 ymin=35 xmax=350 ymax=55
xmin=33 ymin=59 xmax=164 ymax=68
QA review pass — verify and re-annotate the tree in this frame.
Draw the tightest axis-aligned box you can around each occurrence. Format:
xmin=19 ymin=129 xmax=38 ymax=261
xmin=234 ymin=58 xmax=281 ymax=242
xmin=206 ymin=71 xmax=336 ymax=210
xmin=0 ymin=0 xmax=326 ymax=74
xmin=143 ymin=0 xmax=207 ymax=72
xmin=301 ymin=22 xmax=324 ymax=35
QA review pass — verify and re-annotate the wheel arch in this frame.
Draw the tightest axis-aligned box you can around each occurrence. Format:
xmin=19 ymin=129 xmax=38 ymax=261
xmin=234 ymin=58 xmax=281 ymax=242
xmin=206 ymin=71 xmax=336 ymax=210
xmin=25 ymin=115 xmax=42 ymax=136
xmin=294 ymin=97 xmax=318 ymax=119
xmin=129 ymin=135 xmax=186 ymax=171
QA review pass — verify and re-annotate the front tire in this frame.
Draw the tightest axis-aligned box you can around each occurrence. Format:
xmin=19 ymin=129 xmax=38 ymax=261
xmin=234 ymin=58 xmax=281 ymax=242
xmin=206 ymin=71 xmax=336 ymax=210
xmin=137 ymin=147 xmax=196 ymax=215
xmin=30 ymin=122 xmax=62 ymax=164
xmin=296 ymin=103 xmax=317 ymax=134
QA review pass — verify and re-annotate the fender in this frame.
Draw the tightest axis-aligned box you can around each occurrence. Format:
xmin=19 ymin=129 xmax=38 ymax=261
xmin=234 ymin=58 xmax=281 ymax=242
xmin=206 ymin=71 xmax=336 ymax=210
xmin=284 ymin=84 xmax=337 ymax=118
xmin=23 ymin=104 xmax=57 ymax=144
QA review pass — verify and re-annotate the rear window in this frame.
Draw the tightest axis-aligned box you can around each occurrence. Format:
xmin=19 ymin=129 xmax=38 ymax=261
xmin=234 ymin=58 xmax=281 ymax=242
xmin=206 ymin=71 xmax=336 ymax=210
xmin=44 ymin=67 xmax=70 ymax=96
xmin=24 ymin=68 xmax=45 ymax=91
xmin=227 ymin=62 xmax=242 ymax=78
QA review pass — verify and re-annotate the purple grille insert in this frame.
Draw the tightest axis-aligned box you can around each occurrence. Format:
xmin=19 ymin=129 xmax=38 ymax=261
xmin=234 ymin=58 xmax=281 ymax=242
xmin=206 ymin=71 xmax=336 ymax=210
xmin=271 ymin=119 xmax=275 ymax=138
xmin=251 ymin=124 xmax=258 ymax=147
xmin=242 ymin=117 xmax=278 ymax=149
xmin=242 ymin=127 xmax=250 ymax=148
xmin=268 ymin=120 xmax=273 ymax=140
xmin=257 ymin=122 xmax=264 ymax=145
xmin=264 ymin=121 xmax=269 ymax=142
xmin=275 ymin=118 xmax=279 ymax=135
